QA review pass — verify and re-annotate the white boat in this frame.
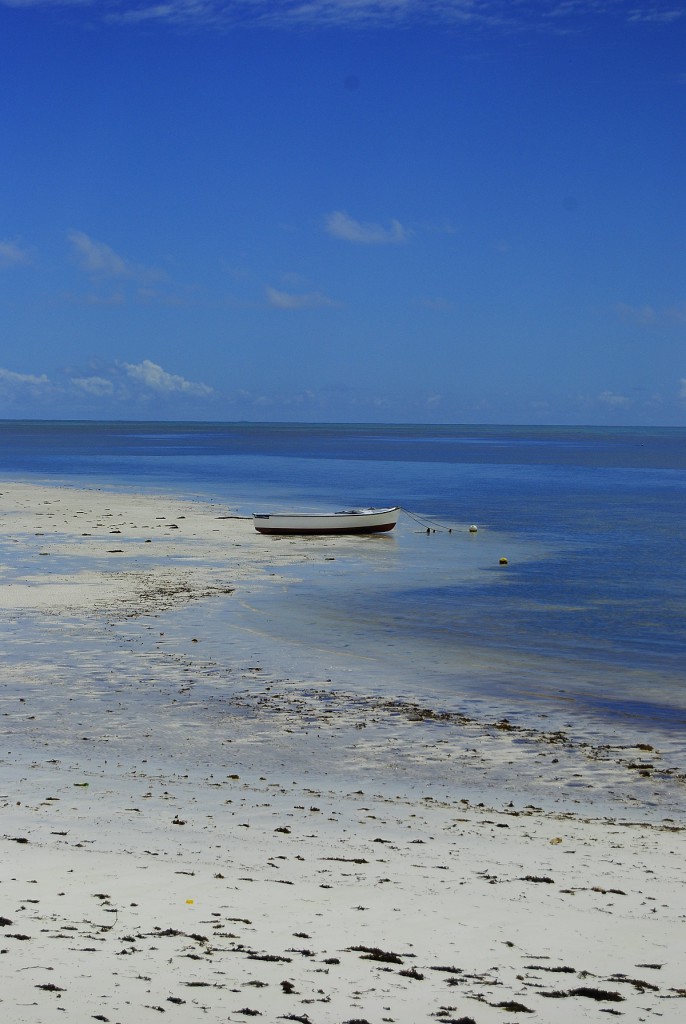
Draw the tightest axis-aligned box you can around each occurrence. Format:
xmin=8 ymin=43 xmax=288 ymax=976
xmin=253 ymin=506 xmax=400 ymax=535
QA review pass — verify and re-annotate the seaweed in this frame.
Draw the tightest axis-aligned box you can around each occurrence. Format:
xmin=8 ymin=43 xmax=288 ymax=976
xmin=247 ymin=953 xmax=292 ymax=963
xmin=540 ymin=987 xmax=625 ymax=1002
xmin=492 ymin=1000 xmax=533 ymax=1012
xmin=347 ymin=945 xmax=403 ymax=964
xmin=569 ymin=987 xmax=625 ymax=1002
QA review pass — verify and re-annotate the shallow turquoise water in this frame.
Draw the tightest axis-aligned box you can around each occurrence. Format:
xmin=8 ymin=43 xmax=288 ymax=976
xmin=1 ymin=420 xmax=684 ymax=733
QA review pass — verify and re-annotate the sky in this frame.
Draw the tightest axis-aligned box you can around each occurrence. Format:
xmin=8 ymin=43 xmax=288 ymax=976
xmin=0 ymin=1 xmax=684 ymax=425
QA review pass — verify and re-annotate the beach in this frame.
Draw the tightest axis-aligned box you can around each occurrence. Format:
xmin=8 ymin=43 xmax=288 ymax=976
xmin=1 ymin=480 xmax=684 ymax=1024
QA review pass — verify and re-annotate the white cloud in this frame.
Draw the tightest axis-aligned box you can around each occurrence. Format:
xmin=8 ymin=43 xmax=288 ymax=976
xmin=71 ymin=375 xmax=115 ymax=395
xmin=265 ymin=286 xmax=338 ymax=310
xmin=325 ymin=210 xmax=409 ymax=245
xmin=0 ymin=367 xmax=53 ymax=395
xmin=122 ymin=359 xmax=214 ymax=396
xmin=0 ymin=360 xmax=216 ymax=407
xmin=0 ymin=240 xmax=30 ymax=268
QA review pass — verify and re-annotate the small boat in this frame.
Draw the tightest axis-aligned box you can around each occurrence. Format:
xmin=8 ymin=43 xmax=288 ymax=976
xmin=253 ymin=506 xmax=400 ymax=535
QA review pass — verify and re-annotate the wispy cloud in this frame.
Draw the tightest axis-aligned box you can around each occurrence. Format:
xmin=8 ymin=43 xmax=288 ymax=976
xmin=325 ymin=210 xmax=409 ymax=245
xmin=2 ymin=2 xmax=679 ymax=32
xmin=265 ymin=285 xmax=339 ymax=310
xmin=597 ymin=389 xmax=630 ymax=407
xmin=68 ymin=291 xmax=127 ymax=306
xmin=110 ymin=0 xmax=221 ymax=26
xmin=422 ymin=296 xmax=454 ymax=311
xmin=627 ymin=7 xmax=685 ymax=23
xmin=0 ymin=240 xmax=31 ymax=268
xmin=122 ymin=358 xmax=214 ymax=396
xmin=615 ymin=302 xmax=658 ymax=326
xmin=68 ymin=230 xmax=165 ymax=284
xmin=667 ymin=304 xmax=686 ymax=325
xmin=615 ymin=301 xmax=686 ymax=327
xmin=68 ymin=230 xmax=131 ymax=277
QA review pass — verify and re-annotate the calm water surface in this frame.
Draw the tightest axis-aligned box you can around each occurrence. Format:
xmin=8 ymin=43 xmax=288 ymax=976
xmin=1 ymin=420 xmax=684 ymax=735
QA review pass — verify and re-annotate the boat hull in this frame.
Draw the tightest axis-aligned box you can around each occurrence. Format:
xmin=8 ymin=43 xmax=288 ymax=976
xmin=253 ymin=507 xmax=400 ymax=535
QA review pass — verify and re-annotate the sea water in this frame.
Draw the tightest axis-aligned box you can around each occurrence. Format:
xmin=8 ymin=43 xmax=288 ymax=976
xmin=1 ymin=421 xmax=685 ymax=742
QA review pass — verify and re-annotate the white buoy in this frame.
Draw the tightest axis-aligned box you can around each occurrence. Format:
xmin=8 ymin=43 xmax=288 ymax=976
xmin=469 ymin=524 xmax=478 ymax=533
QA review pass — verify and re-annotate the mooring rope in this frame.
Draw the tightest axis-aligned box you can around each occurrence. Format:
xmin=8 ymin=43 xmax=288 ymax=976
xmin=400 ymin=507 xmax=454 ymax=533
xmin=218 ymin=509 xmax=460 ymax=533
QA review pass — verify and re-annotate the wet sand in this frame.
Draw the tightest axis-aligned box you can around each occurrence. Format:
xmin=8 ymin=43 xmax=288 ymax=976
xmin=1 ymin=481 xmax=685 ymax=1023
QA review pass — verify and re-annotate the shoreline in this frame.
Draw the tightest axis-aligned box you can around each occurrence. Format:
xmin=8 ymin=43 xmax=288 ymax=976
xmin=2 ymin=480 xmax=685 ymax=1023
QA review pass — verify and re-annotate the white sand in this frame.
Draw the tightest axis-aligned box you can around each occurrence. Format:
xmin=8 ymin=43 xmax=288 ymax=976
xmin=1 ymin=481 xmax=685 ymax=1024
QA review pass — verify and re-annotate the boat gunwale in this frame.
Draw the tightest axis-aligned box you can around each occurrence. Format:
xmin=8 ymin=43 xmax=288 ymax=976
xmin=252 ymin=506 xmax=400 ymax=535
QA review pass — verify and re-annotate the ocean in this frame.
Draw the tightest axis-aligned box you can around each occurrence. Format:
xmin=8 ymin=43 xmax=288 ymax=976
xmin=1 ymin=420 xmax=685 ymax=746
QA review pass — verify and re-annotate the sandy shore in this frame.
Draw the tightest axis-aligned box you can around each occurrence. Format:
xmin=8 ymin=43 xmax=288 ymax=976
xmin=1 ymin=481 xmax=685 ymax=1024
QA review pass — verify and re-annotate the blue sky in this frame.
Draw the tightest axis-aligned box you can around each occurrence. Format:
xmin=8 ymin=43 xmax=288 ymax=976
xmin=0 ymin=1 xmax=684 ymax=424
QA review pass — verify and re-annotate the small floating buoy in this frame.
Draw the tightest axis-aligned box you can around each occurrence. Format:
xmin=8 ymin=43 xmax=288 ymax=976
xmin=499 ymin=556 xmax=508 ymax=565
xmin=469 ymin=524 xmax=478 ymax=533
